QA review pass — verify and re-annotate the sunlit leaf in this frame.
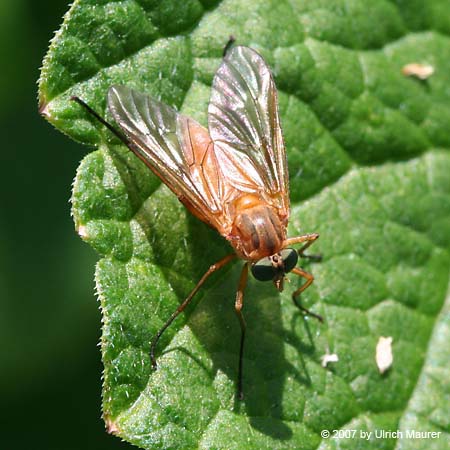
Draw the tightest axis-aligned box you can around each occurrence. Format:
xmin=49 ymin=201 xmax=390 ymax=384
xmin=39 ymin=1 xmax=450 ymax=448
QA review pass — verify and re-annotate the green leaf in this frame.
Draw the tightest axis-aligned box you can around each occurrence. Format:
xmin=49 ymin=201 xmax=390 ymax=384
xmin=39 ymin=1 xmax=450 ymax=448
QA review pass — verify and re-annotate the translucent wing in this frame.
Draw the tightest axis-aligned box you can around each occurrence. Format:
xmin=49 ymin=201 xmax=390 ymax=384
xmin=107 ymin=85 xmax=230 ymax=232
xmin=208 ymin=46 xmax=289 ymax=218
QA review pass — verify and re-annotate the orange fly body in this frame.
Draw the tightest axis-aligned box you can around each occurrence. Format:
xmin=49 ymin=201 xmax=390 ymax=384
xmin=72 ymin=45 xmax=322 ymax=399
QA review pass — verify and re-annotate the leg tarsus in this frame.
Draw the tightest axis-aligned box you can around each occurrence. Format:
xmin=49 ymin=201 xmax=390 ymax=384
xmin=292 ymin=295 xmax=324 ymax=323
xmin=291 ymin=267 xmax=324 ymax=323
xmin=299 ymin=253 xmax=323 ymax=262
xmin=223 ymin=35 xmax=236 ymax=57
xmin=150 ymin=254 xmax=236 ymax=369
xmin=235 ymin=263 xmax=249 ymax=400
xmin=295 ymin=234 xmax=322 ymax=262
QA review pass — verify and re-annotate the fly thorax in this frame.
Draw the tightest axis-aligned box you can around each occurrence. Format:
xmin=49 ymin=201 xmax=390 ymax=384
xmin=230 ymin=195 xmax=286 ymax=260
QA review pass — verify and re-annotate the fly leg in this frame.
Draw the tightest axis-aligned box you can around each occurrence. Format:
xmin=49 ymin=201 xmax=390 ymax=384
xmin=291 ymin=267 xmax=323 ymax=323
xmin=150 ymin=254 xmax=236 ymax=369
xmin=235 ymin=263 xmax=249 ymax=400
xmin=298 ymin=238 xmax=322 ymax=262
xmin=223 ymin=35 xmax=236 ymax=57
xmin=285 ymin=235 xmax=323 ymax=321
xmin=285 ymin=233 xmax=322 ymax=261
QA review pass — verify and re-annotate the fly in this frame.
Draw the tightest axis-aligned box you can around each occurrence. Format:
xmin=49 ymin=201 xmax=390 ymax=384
xmin=72 ymin=45 xmax=322 ymax=399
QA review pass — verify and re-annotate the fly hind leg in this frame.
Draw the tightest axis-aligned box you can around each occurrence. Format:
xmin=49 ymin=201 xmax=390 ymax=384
xmin=235 ymin=263 xmax=249 ymax=400
xmin=223 ymin=35 xmax=236 ymax=57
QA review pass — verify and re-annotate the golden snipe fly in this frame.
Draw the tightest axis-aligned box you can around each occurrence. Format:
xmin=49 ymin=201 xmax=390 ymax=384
xmin=72 ymin=45 xmax=322 ymax=399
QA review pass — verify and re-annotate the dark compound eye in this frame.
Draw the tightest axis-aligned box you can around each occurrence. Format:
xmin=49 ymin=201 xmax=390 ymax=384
xmin=280 ymin=248 xmax=298 ymax=273
xmin=251 ymin=248 xmax=298 ymax=281
xmin=251 ymin=256 xmax=277 ymax=281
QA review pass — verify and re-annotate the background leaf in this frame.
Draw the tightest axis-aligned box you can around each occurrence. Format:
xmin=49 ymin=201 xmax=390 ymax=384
xmin=1 ymin=0 xmax=130 ymax=448
xmin=39 ymin=0 xmax=450 ymax=448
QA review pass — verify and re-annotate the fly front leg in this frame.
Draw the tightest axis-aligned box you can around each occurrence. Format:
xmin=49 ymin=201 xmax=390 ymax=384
xmin=150 ymin=254 xmax=236 ymax=369
xmin=235 ymin=263 xmax=249 ymax=400
xmin=284 ymin=233 xmax=322 ymax=261
xmin=291 ymin=267 xmax=323 ymax=323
